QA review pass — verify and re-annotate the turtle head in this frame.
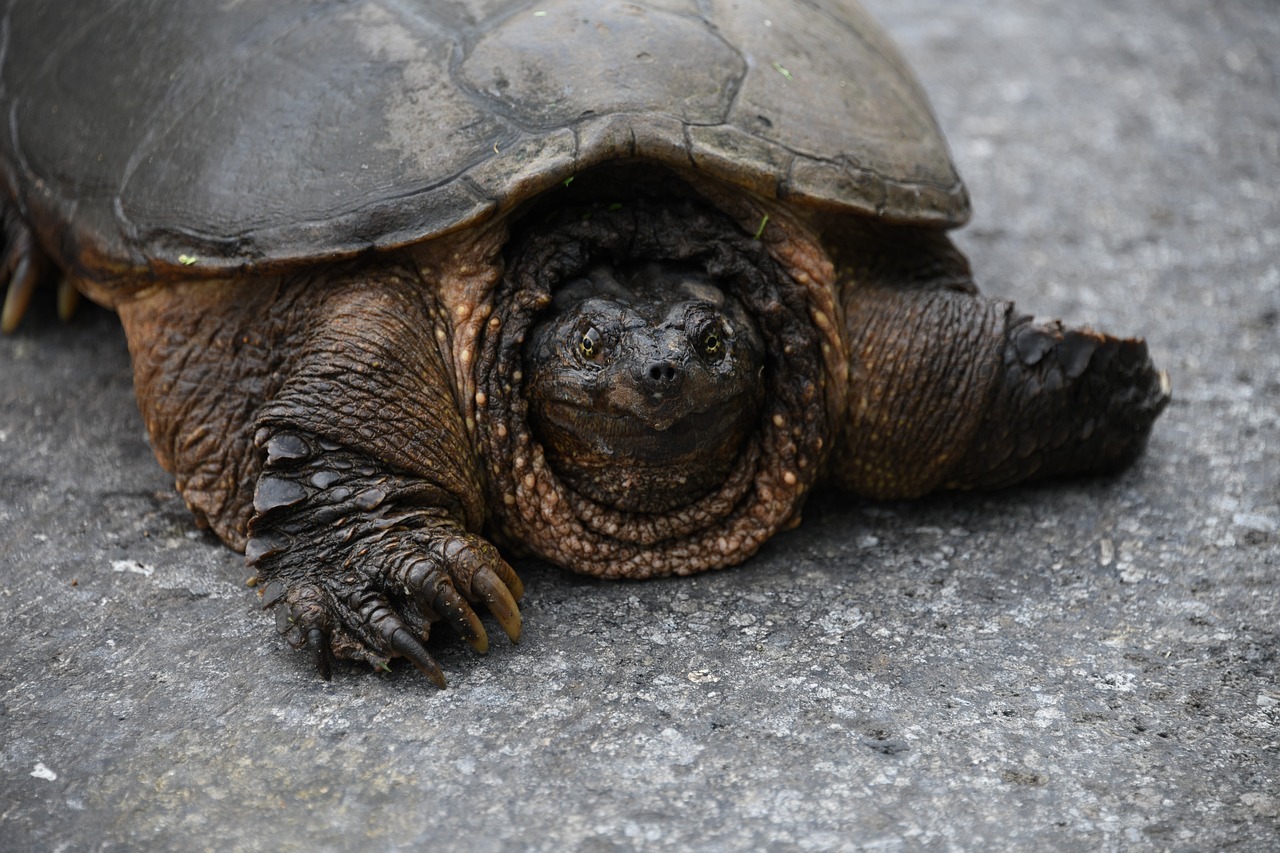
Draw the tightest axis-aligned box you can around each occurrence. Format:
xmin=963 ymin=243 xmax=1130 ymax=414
xmin=523 ymin=262 xmax=765 ymax=513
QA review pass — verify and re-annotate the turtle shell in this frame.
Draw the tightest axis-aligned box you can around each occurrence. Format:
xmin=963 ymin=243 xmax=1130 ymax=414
xmin=0 ymin=0 xmax=967 ymax=282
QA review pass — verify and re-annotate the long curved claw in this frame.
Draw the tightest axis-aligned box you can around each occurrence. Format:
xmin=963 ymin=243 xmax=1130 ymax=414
xmin=249 ymin=428 xmax=528 ymax=684
xmin=350 ymin=591 xmax=449 ymax=686
xmin=435 ymin=535 xmax=524 ymax=643
xmin=305 ymin=627 xmax=334 ymax=681
xmin=488 ymin=557 xmax=526 ymax=602
xmin=427 ymin=577 xmax=490 ymax=654
xmin=56 ymin=277 xmax=80 ymax=322
xmin=474 ymin=566 xmax=522 ymax=644
xmin=1 ymin=210 xmax=73 ymax=332
xmin=1 ymin=251 xmax=39 ymax=334
xmin=397 ymin=555 xmax=491 ymax=653
xmin=385 ymin=625 xmax=446 ymax=688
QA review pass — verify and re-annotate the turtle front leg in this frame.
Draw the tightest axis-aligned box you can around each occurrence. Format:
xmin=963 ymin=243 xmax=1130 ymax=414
xmin=117 ymin=267 xmax=522 ymax=684
xmin=247 ymin=428 xmax=521 ymax=683
xmin=829 ymin=229 xmax=1170 ymax=499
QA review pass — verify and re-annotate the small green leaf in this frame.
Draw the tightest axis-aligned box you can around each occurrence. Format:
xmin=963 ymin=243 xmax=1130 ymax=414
xmin=563 ymin=175 xmax=575 ymax=187
xmin=178 ymin=254 xmax=198 ymax=266
xmin=753 ymin=214 xmax=770 ymax=239
xmin=607 ymin=202 xmax=623 ymax=211
xmin=772 ymin=61 xmax=793 ymax=81
xmin=533 ymin=9 xmax=547 ymax=16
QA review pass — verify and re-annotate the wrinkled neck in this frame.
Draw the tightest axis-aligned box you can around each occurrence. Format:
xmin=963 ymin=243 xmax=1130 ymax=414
xmin=474 ymin=176 xmax=834 ymax=579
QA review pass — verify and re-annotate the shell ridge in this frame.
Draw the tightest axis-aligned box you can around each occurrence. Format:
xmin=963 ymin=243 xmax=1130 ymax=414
xmin=1 ymin=0 xmax=970 ymax=278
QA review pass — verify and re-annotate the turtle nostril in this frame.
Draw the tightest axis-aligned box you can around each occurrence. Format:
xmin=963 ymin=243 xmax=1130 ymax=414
xmin=647 ymin=362 xmax=678 ymax=384
xmin=645 ymin=361 xmax=675 ymax=379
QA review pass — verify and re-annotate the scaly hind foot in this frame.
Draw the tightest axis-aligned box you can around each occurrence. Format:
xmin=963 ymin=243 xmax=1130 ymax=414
xmin=1 ymin=204 xmax=77 ymax=333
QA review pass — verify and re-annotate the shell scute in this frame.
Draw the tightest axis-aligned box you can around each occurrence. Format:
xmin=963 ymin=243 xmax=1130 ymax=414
xmin=0 ymin=0 xmax=966 ymax=281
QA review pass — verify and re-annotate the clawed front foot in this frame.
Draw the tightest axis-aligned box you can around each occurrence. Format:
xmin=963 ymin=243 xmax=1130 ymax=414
xmin=246 ymin=429 xmax=523 ymax=685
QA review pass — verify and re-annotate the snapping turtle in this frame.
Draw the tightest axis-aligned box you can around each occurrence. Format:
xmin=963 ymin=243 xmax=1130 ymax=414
xmin=0 ymin=0 xmax=1168 ymax=684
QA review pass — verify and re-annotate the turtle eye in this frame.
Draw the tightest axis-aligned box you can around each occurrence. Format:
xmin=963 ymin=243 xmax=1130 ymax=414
xmin=577 ymin=326 xmax=603 ymax=361
xmin=700 ymin=326 xmax=725 ymax=361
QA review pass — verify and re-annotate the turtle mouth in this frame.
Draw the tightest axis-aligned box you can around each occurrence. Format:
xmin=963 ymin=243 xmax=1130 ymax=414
xmin=529 ymin=387 xmax=763 ymax=513
xmin=537 ymin=395 xmax=746 ymax=460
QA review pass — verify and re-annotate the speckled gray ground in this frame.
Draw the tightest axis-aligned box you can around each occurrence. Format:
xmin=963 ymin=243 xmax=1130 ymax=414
xmin=2 ymin=0 xmax=1277 ymax=850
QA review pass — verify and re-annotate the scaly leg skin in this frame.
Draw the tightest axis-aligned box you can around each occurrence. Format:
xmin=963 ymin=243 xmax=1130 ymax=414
xmin=248 ymin=428 xmax=522 ymax=684
xmin=944 ymin=313 xmax=1170 ymax=489
xmin=830 ymin=227 xmax=1170 ymax=498
xmin=116 ymin=266 xmax=523 ymax=685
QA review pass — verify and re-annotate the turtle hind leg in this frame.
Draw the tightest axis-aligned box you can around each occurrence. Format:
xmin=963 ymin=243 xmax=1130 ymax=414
xmin=1 ymin=204 xmax=46 ymax=333
xmin=0 ymin=203 xmax=78 ymax=333
xmin=947 ymin=313 xmax=1171 ymax=490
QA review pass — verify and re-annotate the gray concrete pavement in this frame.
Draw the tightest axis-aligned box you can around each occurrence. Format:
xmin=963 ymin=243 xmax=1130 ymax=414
xmin=2 ymin=0 xmax=1277 ymax=849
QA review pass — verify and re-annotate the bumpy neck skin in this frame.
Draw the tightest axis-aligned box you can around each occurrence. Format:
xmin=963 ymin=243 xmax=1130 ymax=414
xmin=473 ymin=181 xmax=838 ymax=579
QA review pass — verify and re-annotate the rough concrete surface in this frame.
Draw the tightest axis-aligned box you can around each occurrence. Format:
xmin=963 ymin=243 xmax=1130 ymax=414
xmin=2 ymin=0 xmax=1277 ymax=850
